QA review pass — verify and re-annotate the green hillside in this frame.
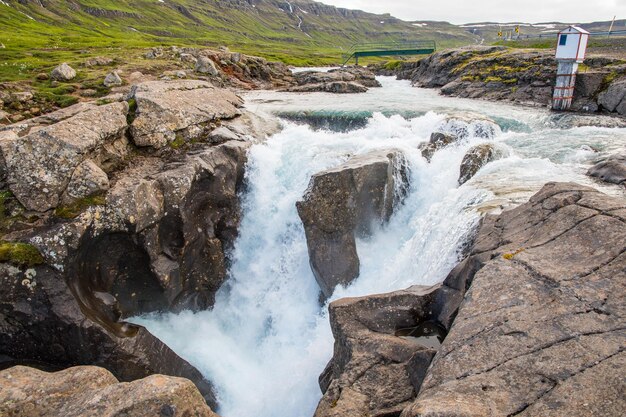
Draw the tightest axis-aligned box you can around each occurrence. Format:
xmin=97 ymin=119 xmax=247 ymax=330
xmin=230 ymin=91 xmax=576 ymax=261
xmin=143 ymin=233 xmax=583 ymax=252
xmin=0 ymin=0 xmax=478 ymax=80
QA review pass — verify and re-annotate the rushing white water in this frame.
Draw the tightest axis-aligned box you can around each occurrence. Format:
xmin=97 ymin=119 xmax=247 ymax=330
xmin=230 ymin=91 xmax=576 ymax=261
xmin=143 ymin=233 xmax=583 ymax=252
xmin=134 ymin=76 xmax=626 ymax=417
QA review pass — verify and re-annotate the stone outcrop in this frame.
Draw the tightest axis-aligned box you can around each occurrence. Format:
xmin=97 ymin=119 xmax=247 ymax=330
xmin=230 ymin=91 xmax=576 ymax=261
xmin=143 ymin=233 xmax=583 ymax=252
xmin=0 ymin=82 xmax=274 ymax=409
xmin=0 ymin=365 xmax=218 ymax=417
xmin=316 ymin=182 xmax=626 ymax=417
xmin=129 ymin=80 xmax=243 ymax=148
xmin=286 ymin=67 xmax=381 ymax=93
xmin=50 ymin=63 xmax=76 ymax=81
xmin=296 ymin=149 xmax=409 ymax=298
xmin=195 ymin=56 xmax=219 ymax=76
xmin=587 ymin=153 xmax=626 ymax=187
xmin=0 ymin=102 xmax=129 ymax=211
xmin=458 ymin=143 xmax=502 ymax=184
xmin=419 ymin=132 xmax=458 ymax=162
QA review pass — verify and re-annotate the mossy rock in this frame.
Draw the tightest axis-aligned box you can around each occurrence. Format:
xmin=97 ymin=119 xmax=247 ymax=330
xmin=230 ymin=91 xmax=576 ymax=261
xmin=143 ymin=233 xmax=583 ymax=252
xmin=54 ymin=195 xmax=106 ymax=219
xmin=0 ymin=241 xmax=44 ymax=267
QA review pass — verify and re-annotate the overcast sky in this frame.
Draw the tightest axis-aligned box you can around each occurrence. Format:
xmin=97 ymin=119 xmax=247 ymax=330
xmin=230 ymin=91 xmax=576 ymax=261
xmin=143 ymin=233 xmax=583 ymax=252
xmin=320 ymin=0 xmax=625 ymax=24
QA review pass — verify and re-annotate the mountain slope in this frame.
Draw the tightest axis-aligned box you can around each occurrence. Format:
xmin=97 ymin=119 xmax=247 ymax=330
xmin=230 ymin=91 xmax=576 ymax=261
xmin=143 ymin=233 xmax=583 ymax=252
xmin=0 ymin=0 xmax=477 ymax=76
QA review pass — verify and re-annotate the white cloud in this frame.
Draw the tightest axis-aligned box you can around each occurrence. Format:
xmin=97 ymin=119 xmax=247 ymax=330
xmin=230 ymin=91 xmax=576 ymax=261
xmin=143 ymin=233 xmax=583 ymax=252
xmin=320 ymin=0 xmax=626 ymax=24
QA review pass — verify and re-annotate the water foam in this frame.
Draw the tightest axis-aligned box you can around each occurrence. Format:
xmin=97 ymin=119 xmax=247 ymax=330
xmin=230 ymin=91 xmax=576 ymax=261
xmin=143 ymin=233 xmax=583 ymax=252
xmin=134 ymin=99 xmax=626 ymax=417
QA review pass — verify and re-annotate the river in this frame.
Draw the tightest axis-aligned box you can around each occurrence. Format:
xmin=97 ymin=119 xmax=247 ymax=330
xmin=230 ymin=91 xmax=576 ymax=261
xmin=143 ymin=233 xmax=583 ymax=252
xmin=133 ymin=76 xmax=626 ymax=417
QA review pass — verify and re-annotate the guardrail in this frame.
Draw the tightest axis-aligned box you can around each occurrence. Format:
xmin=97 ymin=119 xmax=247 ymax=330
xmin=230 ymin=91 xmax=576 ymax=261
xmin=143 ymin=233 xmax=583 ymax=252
xmin=341 ymin=40 xmax=436 ymax=65
xmin=510 ymin=30 xmax=626 ymax=40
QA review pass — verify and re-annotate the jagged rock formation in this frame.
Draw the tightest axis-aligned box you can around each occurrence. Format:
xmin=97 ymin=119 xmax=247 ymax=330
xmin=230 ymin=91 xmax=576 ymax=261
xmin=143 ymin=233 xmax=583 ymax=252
xmin=317 ymin=182 xmax=626 ymax=417
xmin=297 ymin=149 xmax=409 ymax=298
xmin=286 ymin=67 xmax=381 ymax=93
xmin=587 ymin=153 xmax=626 ymax=187
xmin=0 ymin=365 xmax=218 ymax=417
xmin=374 ymin=46 xmax=626 ymax=115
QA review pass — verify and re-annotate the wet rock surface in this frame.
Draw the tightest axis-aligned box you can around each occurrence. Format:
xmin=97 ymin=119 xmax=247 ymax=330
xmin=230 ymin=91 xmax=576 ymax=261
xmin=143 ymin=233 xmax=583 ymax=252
xmin=458 ymin=143 xmax=502 ymax=184
xmin=587 ymin=153 xmax=626 ymax=187
xmin=297 ymin=149 xmax=409 ymax=298
xmin=0 ymin=365 xmax=219 ymax=417
xmin=402 ymin=182 xmax=626 ymax=416
xmin=286 ymin=67 xmax=381 ymax=93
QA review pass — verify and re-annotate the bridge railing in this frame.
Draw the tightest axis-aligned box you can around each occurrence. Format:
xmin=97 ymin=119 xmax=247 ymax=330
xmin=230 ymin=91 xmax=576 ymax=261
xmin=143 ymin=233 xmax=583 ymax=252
xmin=341 ymin=40 xmax=436 ymax=65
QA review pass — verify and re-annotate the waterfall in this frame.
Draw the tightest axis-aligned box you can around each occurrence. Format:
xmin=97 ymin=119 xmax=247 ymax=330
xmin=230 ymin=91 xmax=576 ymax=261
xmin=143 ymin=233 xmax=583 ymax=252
xmin=134 ymin=77 xmax=626 ymax=417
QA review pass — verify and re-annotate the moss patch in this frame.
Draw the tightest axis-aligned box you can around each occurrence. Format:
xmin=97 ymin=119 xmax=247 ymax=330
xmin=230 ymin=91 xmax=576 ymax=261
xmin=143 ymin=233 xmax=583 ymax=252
xmin=54 ymin=194 xmax=106 ymax=219
xmin=0 ymin=241 xmax=44 ymax=267
xmin=168 ymin=134 xmax=186 ymax=149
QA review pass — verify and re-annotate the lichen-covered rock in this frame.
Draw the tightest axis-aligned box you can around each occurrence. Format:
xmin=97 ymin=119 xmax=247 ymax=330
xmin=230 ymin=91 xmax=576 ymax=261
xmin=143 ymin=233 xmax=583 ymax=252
xmin=0 ymin=366 xmax=219 ymax=417
xmin=103 ymin=71 xmax=123 ymax=87
xmin=50 ymin=63 xmax=76 ymax=81
xmin=62 ymin=159 xmax=110 ymax=203
xmin=296 ymin=149 xmax=409 ymax=298
xmin=458 ymin=143 xmax=502 ymax=184
xmin=0 ymin=102 xmax=128 ymax=211
xmin=586 ymin=153 xmax=626 ymax=187
xmin=401 ymin=182 xmax=626 ymax=417
xmin=129 ymin=80 xmax=242 ymax=148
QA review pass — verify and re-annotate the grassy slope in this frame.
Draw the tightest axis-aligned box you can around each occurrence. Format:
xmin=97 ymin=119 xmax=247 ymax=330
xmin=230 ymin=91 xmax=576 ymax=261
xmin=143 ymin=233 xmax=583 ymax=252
xmin=0 ymin=0 xmax=478 ymax=81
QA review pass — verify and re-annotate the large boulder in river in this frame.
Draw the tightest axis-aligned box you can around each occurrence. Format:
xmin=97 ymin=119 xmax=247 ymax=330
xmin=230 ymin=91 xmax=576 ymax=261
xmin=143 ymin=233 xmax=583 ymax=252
xmin=458 ymin=143 xmax=502 ymax=184
xmin=419 ymin=132 xmax=459 ymax=162
xmin=0 ymin=366 xmax=218 ymax=417
xmin=296 ymin=149 xmax=409 ymax=298
xmin=0 ymin=102 xmax=128 ymax=211
xmin=129 ymin=80 xmax=242 ymax=148
xmin=401 ymin=182 xmax=626 ymax=417
xmin=587 ymin=153 xmax=626 ymax=187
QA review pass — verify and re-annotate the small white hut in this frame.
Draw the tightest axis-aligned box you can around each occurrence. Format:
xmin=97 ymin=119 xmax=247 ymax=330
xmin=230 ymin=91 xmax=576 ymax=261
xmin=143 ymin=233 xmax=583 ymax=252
xmin=552 ymin=26 xmax=590 ymax=110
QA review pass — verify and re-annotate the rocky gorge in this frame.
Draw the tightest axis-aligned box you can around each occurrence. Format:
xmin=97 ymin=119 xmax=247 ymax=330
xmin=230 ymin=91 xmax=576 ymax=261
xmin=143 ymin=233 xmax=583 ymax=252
xmin=1 ymin=45 xmax=626 ymax=417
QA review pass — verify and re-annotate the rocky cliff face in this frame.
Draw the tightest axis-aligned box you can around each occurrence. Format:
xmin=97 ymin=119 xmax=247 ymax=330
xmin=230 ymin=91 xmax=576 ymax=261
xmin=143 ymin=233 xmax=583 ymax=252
xmin=0 ymin=79 xmax=278 ymax=409
xmin=375 ymin=46 xmax=626 ymax=116
xmin=316 ymin=182 xmax=626 ymax=417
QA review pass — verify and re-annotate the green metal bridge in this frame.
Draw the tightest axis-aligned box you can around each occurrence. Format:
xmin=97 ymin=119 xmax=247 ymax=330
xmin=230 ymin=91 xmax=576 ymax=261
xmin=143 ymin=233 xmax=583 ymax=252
xmin=341 ymin=40 xmax=436 ymax=65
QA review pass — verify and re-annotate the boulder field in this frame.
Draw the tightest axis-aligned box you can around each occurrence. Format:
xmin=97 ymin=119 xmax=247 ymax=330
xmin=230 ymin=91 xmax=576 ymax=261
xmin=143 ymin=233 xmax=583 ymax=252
xmin=314 ymin=182 xmax=626 ymax=417
xmin=375 ymin=46 xmax=626 ymax=116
